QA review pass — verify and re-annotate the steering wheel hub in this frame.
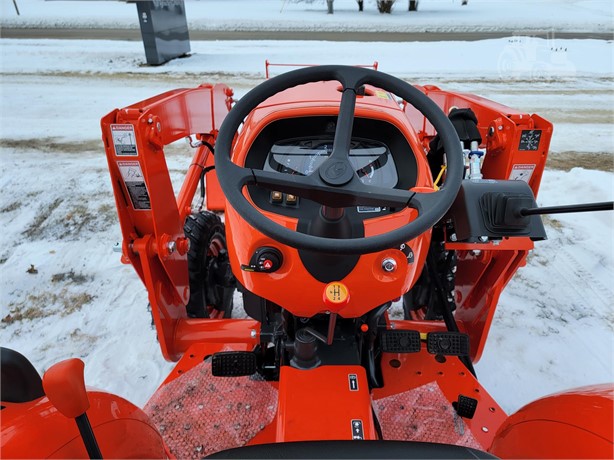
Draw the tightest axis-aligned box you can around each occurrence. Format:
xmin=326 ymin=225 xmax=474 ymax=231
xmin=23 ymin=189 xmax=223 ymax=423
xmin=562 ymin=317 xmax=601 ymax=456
xmin=320 ymin=160 xmax=354 ymax=186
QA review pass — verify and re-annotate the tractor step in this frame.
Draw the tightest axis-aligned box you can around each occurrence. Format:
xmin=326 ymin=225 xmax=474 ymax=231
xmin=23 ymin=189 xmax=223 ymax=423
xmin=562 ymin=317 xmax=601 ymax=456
xmin=453 ymin=394 xmax=478 ymax=419
xmin=380 ymin=330 xmax=421 ymax=353
xmin=426 ymin=332 xmax=470 ymax=356
xmin=211 ymin=351 xmax=257 ymax=377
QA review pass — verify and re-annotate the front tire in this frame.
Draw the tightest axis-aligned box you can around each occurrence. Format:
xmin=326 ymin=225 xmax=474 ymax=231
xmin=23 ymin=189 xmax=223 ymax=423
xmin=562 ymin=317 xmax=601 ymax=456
xmin=184 ymin=212 xmax=235 ymax=318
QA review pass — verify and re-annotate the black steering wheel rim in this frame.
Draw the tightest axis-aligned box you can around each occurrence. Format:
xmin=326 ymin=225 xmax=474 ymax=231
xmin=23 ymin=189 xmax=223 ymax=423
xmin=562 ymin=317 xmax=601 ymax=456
xmin=215 ymin=65 xmax=463 ymax=255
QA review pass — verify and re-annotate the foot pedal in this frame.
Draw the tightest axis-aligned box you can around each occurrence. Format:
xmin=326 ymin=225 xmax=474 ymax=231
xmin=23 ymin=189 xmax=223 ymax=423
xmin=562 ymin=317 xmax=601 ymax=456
xmin=453 ymin=394 xmax=478 ymax=419
xmin=211 ymin=351 xmax=257 ymax=377
xmin=426 ymin=332 xmax=470 ymax=356
xmin=380 ymin=330 xmax=420 ymax=353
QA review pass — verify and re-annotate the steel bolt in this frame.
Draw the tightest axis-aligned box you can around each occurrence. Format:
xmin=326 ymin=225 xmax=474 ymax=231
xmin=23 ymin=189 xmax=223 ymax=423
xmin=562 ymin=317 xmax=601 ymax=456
xmin=382 ymin=258 xmax=397 ymax=273
xmin=479 ymin=236 xmax=489 ymax=243
xmin=449 ymin=233 xmax=458 ymax=242
xmin=250 ymin=330 xmax=257 ymax=339
xmin=156 ymin=122 xmax=162 ymax=132
xmin=167 ymin=241 xmax=176 ymax=254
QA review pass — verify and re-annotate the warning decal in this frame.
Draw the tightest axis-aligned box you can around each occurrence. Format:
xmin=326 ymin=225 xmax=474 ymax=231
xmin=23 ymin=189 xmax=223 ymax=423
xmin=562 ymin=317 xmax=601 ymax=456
xmin=508 ymin=164 xmax=536 ymax=183
xmin=111 ymin=124 xmax=138 ymax=156
xmin=117 ymin=161 xmax=151 ymax=210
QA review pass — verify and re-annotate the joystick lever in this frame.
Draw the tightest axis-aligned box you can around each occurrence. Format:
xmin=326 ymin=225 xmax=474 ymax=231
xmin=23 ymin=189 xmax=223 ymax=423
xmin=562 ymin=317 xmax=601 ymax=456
xmin=42 ymin=358 xmax=103 ymax=459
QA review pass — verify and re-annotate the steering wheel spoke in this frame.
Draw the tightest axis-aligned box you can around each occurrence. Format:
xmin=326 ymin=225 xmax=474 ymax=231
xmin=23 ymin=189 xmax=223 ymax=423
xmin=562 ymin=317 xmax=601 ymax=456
xmin=250 ymin=169 xmax=315 ymax=195
xmin=407 ymin=190 xmax=443 ymax=214
xmin=330 ymin=89 xmax=357 ymax=162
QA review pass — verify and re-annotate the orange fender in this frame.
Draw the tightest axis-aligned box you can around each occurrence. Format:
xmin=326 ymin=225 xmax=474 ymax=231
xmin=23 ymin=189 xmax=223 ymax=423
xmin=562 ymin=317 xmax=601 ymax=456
xmin=490 ymin=383 xmax=613 ymax=458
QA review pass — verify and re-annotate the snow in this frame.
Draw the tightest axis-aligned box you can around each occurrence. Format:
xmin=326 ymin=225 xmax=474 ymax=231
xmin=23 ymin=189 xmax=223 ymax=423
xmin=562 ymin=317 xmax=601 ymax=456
xmin=1 ymin=0 xmax=612 ymax=33
xmin=1 ymin=1 xmax=612 ymax=416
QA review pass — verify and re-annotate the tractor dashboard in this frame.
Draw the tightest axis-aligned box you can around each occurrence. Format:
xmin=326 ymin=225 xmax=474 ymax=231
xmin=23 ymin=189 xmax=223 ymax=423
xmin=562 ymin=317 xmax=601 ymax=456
xmin=245 ymin=115 xmax=417 ymax=220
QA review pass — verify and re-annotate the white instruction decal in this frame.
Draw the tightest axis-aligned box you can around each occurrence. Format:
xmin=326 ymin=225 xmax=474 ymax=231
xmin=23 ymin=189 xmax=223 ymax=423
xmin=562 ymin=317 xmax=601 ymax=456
xmin=111 ymin=124 xmax=138 ymax=156
xmin=508 ymin=164 xmax=535 ymax=183
xmin=117 ymin=161 xmax=151 ymax=210
xmin=348 ymin=374 xmax=359 ymax=391
xmin=351 ymin=420 xmax=364 ymax=440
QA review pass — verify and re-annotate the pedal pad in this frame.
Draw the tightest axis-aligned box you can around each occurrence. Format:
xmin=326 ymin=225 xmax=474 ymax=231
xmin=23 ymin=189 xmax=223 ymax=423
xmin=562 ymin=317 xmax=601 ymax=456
xmin=211 ymin=351 xmax=257 ymax=377
xmin=453 ymin=394 xmax=478 ymax=419
xmin=380 ymin=330 xmax=421 ymax=353
xmin=426 ymin=332 xmax=470 ymax=356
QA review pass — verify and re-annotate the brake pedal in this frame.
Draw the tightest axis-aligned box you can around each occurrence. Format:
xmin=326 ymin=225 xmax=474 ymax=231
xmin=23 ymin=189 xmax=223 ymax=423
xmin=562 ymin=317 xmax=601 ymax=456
xmin=211 ymin=351 xmax=257 ymax=377
xmin=453 ymin=394 xmax=478 ymax=419
xmin=380 ymin=330 xmax=421 ymax=353
xmin=426 ymin=332 xmax=470 ymax=356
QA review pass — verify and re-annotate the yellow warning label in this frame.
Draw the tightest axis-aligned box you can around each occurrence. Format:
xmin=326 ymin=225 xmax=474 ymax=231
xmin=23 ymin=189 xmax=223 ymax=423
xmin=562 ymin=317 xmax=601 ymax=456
xmin=325 ymin=282 xmax=349 ymax=304
xmin=375 ymin=90 xmax=390 ymax=99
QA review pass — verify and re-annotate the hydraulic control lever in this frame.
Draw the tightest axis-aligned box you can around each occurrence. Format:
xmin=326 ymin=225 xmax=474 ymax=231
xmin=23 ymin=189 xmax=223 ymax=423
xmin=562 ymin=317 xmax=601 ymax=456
xmin=42 ymin=359 xmax=103 ymax=459
xmin=518 ymin=201 xmax=613 ymax=216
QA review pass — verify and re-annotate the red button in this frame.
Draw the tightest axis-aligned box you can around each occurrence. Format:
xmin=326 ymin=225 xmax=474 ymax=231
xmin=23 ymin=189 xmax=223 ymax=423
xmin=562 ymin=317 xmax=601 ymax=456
xmin=263 ymin=259 xmax=273 ymax=270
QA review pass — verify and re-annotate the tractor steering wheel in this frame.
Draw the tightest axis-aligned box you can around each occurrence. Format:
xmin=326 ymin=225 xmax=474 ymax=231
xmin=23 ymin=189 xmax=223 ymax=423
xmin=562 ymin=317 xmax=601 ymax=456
xmin=215 ymin=66 xmax=463 ymax=255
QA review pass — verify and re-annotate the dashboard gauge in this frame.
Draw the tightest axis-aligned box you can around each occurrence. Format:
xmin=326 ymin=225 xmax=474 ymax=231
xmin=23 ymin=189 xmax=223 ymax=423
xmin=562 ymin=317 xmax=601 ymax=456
xmin=265 ymin=137 xmax=398 ymax=188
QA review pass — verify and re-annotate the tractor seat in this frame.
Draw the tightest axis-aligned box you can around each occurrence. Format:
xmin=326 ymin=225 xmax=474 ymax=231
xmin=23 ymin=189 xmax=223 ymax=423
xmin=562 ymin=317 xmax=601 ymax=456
xmin=207 ymin=440 xmax=497 ymax=459
xmin=1 ymin=347 xmax=45 ymax=403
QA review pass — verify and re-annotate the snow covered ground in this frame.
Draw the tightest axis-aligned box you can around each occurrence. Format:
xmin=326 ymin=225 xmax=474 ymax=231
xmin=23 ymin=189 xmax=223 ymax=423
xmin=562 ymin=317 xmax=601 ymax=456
xmin=0 ymin=4 xmax=612 ymax=416
xmin=1 ymin=0 xmax=612 ymax=33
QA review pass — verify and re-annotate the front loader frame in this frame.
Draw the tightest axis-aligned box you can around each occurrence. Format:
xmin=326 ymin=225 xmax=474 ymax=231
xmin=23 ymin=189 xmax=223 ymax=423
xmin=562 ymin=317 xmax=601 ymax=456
xmin=101 ymin=83 xmax=259 ymax=361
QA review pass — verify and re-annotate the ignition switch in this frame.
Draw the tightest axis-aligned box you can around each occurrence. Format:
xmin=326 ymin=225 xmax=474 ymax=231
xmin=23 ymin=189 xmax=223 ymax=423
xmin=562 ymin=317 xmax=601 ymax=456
xmin=241 ymin=246 xmax=283 ymax=273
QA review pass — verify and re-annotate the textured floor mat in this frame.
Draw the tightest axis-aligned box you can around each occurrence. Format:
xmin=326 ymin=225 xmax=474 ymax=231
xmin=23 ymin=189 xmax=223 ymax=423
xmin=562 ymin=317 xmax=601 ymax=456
xmin=373 ymin=381 xmax=482 ymax=449
xmin=144 ymin=360 xmax=278 ymax=459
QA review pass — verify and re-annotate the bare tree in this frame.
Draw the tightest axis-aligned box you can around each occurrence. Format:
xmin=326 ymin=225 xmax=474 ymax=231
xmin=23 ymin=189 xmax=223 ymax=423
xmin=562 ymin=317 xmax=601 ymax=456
xmin=377 ymin=0 xmax=395 ymax=13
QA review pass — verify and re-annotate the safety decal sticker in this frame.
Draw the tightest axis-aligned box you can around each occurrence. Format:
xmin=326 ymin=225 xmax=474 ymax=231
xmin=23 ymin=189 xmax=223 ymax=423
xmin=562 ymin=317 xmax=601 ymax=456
xmin=375 ymin=90 xmax=390 ymax=99
xmin=351 ymin=420 xmax=364 ymax=440
xmin=508 ymin=164 xmax=536 ymax=183
xmin=518 ymin=129 xmax=542 ymax=151
xmin=117 ymin=161 xmax=151 ymax=210
xmin=111 ymin=124 xmax=138 ymax=156
xmin=349 ymin=374 xmax=359 ymax=391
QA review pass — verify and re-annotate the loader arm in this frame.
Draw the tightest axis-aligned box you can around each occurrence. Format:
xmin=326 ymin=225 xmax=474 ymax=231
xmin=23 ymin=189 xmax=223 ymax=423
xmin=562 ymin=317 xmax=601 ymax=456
xmin=100 ymin=83 xmax=251 ymax=361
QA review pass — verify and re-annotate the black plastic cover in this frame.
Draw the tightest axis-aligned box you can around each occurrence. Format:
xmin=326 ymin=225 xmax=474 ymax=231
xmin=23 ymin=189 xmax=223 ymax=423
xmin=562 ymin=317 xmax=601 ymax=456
xmin=1 ymin=347 xmax=44 ymax=403
xmin=446 ymin=180 xmax=547 ymax=242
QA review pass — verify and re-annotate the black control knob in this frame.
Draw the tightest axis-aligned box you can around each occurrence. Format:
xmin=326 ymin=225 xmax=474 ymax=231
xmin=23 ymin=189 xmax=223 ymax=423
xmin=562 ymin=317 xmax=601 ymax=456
xmin=241 ymin=246 xmax=283 ymax=273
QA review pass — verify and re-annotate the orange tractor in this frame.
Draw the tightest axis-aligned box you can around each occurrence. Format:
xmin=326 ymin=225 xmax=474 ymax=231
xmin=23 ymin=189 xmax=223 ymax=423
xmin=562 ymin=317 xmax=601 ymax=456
xmin=2 ymin=66 xmax=612 ymax=458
